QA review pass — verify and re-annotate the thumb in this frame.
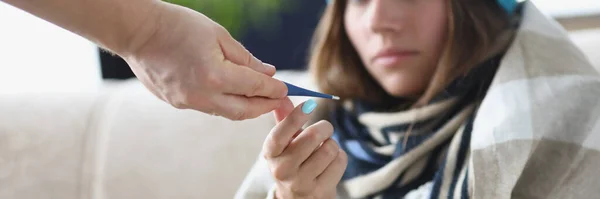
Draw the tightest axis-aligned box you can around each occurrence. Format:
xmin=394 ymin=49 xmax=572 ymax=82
xmin=274 ymin=97 xmax=294 ymax=123
xmin=216 ymin=26 xmax=276 ymax=77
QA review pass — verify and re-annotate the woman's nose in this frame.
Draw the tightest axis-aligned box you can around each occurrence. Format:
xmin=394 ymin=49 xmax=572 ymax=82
xmin=364 ymin=0 xmax=404 ymax=34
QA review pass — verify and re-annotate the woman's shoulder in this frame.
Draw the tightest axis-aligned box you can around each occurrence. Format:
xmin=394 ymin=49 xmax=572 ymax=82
xmin=483 ymin=0 xmax=600 ymax=113
xmin=498 ymin=1 xmax=600 ymax=82
xmin=471 ymin=2 xmax=600 ymax=151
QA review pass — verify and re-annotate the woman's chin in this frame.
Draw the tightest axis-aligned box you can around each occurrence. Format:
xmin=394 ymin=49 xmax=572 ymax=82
xmin=380 ymin=76 xmax=428 ymax=99
xmin=383 ymin=86 xmax=423 ymax=99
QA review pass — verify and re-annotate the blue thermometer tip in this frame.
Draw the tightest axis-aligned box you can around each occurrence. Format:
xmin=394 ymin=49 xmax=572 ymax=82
xmin=284 ymin=82 xmax=340 ymax=100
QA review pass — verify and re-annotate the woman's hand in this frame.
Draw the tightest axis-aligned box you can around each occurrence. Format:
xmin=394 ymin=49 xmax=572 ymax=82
xmin=263 ymin=98 xmax=347 ymax=199
xmin=123 ymin=2 xmax=287 ymax=120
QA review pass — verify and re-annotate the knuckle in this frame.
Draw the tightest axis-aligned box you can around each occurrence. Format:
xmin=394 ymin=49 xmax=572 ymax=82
xmin=244 ymin=51 xmax=253 ymax=66
xmin=232 ymin=113 xmax=245 ymax=121
xmin=303 ymin=121 xmax=334 ymax=143
xmin=243 ymin=109 xmax=262 ymax=120
xmin=274 ymin=139 xmax=288 ymax=153
xmin=250 ymin=79 xmax=266 ymax=97
xmin=181 ymin=95 xmax=196 ymax=108
xmin=289 ymin=180 xmax=314 ymax=195
xmin=264 ymin=136 xmax=286 ymax=158
xmin=322 ymin=141 xmax=339 ymax=159
xmin=279 ymin=83 xmax=288 ymax=98
xmin=287 ymin=114 xmax=306 ymax=129
xmin=231 ymin=109 xmax=247 ymax=121
xmin=215 ymin=24 xmax=229 ymax=35
xmin=321 ymin=120 xmax=335 ymax=135
xmin=309 ymin=127 xmax=328 ymax=142
xmin=289 ymin=182 xmax=302 ymax=193
xmin=166 ymin=94 xmax=189 ymax=109
xmin=336 ymin=150 xmax=348 ymax=165
xmin=305 ymin=130 xmax=321 ymax=144
xmin=272 ymin=164 xmax=292 ymax=181
xmin=314 ymin=120 xmax=334 ymax=137
xmin=279 ymin=160 xmax=296 ymax=174
xmin=262 ymin=142 xmax=275 ymax=159
xmin=205 ymin=71 xmax=224 ymax=90
xmin=328 ymin=138 xmax=341 ymax=150
xmin=170 ymin=100 xmax=187 ymax=109
xmin=262 ymin=150 xmax=270 ymax=160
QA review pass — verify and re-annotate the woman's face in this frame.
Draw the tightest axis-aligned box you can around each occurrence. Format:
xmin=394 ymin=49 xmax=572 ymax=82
xmin=344 ymin=0 xmax=448 ymax=97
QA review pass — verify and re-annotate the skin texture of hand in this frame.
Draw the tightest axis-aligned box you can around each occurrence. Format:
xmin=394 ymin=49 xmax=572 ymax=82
xmin=3 ymin=0 xmax=288 ymax=120
xmin=263 ymin=98 xmax=348 ymax=199
xmin=123 ymin=3 xmax=288 ymax=120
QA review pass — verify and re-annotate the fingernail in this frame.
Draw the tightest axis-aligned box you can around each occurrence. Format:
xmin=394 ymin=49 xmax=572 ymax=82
xmin=302 ymin=99 xmax=317 ymax=114
xmin=264 ymin=63 xmax=276 ymax=70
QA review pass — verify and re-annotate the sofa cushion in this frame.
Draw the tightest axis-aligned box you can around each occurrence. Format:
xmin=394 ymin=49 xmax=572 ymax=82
xmin=0 ymin=70 xmax=314 ymax=199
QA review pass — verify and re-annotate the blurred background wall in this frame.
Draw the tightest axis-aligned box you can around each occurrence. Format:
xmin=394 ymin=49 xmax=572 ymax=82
xmin=101 ymin=0 xmax=325 ymax=80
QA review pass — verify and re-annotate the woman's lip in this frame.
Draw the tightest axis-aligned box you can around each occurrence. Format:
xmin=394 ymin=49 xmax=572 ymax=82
xmin=372 ymin=51 xmax=419 ymax=66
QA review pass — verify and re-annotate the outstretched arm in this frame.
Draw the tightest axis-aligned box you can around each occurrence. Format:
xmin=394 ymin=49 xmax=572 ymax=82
xmin=3 ymin=0 xmax=288 ymax=120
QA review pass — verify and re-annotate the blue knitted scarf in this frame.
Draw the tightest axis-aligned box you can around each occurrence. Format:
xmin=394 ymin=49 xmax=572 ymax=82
xmin=330 ymin=53 xmax=504 ymax=199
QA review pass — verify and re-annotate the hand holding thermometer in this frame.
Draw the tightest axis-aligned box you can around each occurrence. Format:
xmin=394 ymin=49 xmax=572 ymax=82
xmin=284 ymin=82 xmax=340 ymax=100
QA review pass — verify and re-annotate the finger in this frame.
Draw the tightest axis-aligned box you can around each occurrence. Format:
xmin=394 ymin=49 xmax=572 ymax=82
xmin=263 ymin=99 xmax=318 ymax=158
xmin=283 ymin=120 xmax=334 ymax=167
xmin=214 ymin=94 xmax=284 ymax=120
xmin=216 ymin=26 xmax=276 ymax=76
xmin=317 ymin=149 xmax=348 ymax=188
xmin=299 ymin=138 xmax=340 ymax=179
xmin=220 ymin=61 xmax=288 ymax=99
xmin=274 ymin=97 xmax=294 ymax=123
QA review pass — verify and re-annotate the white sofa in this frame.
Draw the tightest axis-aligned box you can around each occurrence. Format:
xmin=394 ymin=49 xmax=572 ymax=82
xmin=1 ymin=29 xmax=599 ymax=199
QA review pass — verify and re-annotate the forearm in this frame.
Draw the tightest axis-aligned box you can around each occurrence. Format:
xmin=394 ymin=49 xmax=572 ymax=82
xmin=3 ymin=0 xmax=163 ymax=56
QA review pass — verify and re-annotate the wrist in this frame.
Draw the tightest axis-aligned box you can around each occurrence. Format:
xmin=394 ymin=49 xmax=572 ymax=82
xmin=107 ymin=0 xmax=165 ymax=58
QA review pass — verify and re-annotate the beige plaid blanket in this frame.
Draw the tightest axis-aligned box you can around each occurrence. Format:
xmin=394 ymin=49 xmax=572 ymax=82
xmin=469 ymin=1 xmax=600 ymax=198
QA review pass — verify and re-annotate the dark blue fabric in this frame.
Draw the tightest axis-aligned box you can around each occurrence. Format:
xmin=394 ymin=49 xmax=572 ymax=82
xmin=448 ymin=116 xmax=475 ymax=197
xmin=461 ymin=168 xmax=470 ymax=199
